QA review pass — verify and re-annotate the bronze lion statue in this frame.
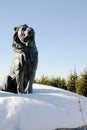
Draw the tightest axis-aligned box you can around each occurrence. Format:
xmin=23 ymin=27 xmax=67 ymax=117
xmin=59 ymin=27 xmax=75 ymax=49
xmin=3 ymin=24 xmax=38 ymax=93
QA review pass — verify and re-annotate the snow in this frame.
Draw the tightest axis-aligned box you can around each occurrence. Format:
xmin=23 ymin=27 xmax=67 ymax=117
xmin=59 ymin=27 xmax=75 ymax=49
xmin=0 ymin=84 xmax=87 ymax=130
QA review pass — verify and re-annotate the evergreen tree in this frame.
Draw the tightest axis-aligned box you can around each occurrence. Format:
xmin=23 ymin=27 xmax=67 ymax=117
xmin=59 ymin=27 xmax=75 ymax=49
xmin=36 ymin=75 xmax=52 ymax=86
xmin=51 ymin=77 xmax=67 ymax=90
xmin=67 ymin=71 xmax=78 ymax=92
xmin=36 ymin=76 xmax=67 ymax=89
xmin=77 ymin=70 xmax=87 ymax=97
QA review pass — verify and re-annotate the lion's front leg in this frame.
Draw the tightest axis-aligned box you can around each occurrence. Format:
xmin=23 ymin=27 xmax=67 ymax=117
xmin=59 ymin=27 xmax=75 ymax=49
xmin=16 ymin=70 xmax=24 ymax=93
xmin=27 ymin=72 xmax=35 ymax=93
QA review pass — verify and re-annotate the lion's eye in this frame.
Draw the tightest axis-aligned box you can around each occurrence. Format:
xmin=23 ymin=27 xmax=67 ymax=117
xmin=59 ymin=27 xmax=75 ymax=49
xmin=22 ymin=27 xmax=26 ymax=31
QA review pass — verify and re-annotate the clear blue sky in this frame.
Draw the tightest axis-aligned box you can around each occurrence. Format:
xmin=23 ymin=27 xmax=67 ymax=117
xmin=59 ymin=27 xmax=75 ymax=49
xmin=0 ymin=0 xmax=87 ymax=83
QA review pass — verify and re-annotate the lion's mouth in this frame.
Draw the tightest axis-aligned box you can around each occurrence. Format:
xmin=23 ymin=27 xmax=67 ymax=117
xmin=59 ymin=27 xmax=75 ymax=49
xmin=24 ymin=35 xmax=34 ymax=43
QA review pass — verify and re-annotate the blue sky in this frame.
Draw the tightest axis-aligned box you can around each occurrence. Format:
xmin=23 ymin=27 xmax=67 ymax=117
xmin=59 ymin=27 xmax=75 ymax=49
xmin=0 ymin=0 xmax=87 ymax=83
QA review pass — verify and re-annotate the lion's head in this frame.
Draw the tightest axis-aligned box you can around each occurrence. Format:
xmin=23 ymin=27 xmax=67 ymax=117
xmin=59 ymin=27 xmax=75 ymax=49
xmin=13 ymin=24 xmax=35 ymax=49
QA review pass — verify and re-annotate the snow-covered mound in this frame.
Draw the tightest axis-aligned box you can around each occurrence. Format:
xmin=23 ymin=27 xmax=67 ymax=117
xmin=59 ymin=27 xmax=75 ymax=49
xmin=0 ymin=84 xmax=87 ymax=130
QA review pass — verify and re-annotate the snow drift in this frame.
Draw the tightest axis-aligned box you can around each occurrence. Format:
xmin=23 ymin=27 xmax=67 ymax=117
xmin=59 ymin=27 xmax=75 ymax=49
xmin=0 ymin=84 xmax=87 ymax=130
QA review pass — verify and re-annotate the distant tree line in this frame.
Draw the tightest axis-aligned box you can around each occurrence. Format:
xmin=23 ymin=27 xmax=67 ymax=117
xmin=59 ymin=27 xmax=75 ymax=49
xmin=35 ymin=69 xmax=87 ymax=97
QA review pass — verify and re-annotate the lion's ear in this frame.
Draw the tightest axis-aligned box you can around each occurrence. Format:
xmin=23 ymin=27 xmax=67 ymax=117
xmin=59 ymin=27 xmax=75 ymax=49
xmin=14 ymin=27 xmax=18 ymax=31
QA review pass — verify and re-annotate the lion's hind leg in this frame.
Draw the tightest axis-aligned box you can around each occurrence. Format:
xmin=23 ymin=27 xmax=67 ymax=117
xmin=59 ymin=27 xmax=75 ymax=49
xmin=3 ymin=75 xmax=17 ymax=93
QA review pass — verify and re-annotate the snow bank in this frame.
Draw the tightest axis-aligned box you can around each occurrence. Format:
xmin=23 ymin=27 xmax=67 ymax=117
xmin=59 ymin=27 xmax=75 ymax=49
xmin=0 ymin=84 xmax=87 ymax=130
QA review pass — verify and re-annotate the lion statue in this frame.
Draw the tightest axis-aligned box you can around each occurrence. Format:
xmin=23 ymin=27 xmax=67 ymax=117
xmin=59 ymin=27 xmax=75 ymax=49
xmin=3 ymin=24 xmax=38 ymax=93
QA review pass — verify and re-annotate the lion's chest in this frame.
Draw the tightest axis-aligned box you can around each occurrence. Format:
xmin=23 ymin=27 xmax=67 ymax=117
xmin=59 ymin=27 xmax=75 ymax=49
xmin=10 ymin=49 xmax=38 ymax=75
